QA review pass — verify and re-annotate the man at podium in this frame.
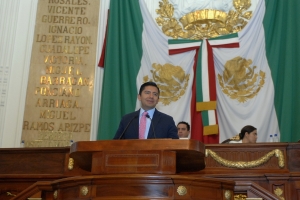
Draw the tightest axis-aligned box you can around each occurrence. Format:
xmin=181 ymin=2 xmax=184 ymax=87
xmin=114 ymin=82 xmax=179 ymax=139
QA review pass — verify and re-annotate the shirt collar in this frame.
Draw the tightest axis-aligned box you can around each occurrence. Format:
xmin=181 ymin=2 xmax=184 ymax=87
xmin=139 ymin=108 xmax=155 ymax=118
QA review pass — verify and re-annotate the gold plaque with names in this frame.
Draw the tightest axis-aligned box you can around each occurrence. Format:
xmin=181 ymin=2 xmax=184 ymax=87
xmin=22 ymin=0 xmax=100 ymax=147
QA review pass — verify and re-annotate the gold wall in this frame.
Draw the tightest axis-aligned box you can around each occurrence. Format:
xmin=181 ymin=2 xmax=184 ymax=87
xmin=22 ymin=0 xmax=100 ymax=147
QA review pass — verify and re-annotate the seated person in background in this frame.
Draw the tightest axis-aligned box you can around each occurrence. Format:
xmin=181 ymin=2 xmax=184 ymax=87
xmin=221 ymin=125 xmax=257 ymax=144
xmin=114 ymin=81 xmax=179 ymax=139
xmin=177 ymin=121 xmax=190 ymax=138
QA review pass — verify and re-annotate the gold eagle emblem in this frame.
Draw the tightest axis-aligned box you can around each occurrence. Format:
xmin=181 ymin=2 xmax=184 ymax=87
xmin=144 ymin=63 xmax=190 ymax=105
xmin=217 ymin=56 xmax=265 ymax=103
xmin=156 ymin=0 xmax=252 ymax=40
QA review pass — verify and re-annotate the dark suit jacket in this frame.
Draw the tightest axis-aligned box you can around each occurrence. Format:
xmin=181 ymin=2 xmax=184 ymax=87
xmin=113 ymin=109 xmax=179 ymax=139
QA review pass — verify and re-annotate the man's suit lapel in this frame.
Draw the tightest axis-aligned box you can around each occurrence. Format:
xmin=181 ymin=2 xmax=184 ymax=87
xmin=152 ymin=109 xmax=161 ymax=126
xmin=148 ymin=109 xmax=161 ymax=138
xmin=133 ymin=110 xmax=140 ymax=138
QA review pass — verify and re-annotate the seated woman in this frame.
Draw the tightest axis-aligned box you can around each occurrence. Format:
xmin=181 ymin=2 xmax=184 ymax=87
xmin=221 ymin=125 xmax=257 ymax=144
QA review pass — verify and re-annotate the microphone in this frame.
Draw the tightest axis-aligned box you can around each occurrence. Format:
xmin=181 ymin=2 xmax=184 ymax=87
xmin=146 ymin=114 xmax=156 ymax=139
xmin=118 ymin=115 xmax=138 ymax=139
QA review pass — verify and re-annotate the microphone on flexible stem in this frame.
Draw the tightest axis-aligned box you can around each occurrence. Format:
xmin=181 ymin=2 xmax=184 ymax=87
xmin=146 ymin=114 xmax=156 ymax=139
xmin=118 ymin=115 xmax=138 ymax=139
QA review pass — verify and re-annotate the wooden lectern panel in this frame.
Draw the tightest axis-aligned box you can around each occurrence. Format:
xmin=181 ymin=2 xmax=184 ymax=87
xmin=0 ymin=147 xmax=69 ymax=175
xmin=287 ymin=143 xmax=300 ymax=172
xmin=92 ymin=150 xmax=177 ymax=174
xmin=11 ymin=174 xmax=235 ymax=200
xmin=69 ymin=139 xmax=205 ymax=174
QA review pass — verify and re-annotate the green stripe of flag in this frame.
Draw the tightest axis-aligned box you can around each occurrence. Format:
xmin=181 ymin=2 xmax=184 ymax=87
xmin=209 ymin=33 xmax=239 ymax=40
xmin=168 ymin=39 xmax=202 ymax=45
xmin=97 ymin=0 xmax=143 ymax=140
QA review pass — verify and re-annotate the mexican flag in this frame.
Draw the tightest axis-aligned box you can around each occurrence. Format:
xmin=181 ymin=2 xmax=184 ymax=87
xmin=97 ymin=0 xmax=280 ymax=143
xmin=98 ymin=0 xmax=194 ymax=140
xmin=214 ymin=0 xmax=279 ymax=142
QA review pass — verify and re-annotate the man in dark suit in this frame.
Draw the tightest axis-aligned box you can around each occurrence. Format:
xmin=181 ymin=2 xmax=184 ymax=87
xmin=114 ymin=82 xmax=179 ymax=139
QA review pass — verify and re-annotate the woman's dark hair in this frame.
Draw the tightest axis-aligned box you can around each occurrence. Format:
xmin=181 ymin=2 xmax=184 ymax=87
xmin=239 ymin=125 xmax=257 ymax=139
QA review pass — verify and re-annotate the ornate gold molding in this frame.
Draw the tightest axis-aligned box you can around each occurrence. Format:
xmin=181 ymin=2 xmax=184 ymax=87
xmin=81 ymin=186 xmax=89 ymax=196
xmin=224 ymin=190 xmax=232 ymax=200
xmin=274 ymin=187 xmax=285 ymax=200
xmin=68 ymin=157 xmax=74 ymax=170
xmin=177 ymin=185 xmax=187 ymax=196
xmin=234 ymin=194 xmax=247 ymax=200
xmin=156 ymin=0 xmax=252 ymax=39
xmin=53 ymin=190 xmax=58 ymax=199
xmin=205 ymin=149 xmax=284 ymax=168
xmin=6 ymin=192 xmax=16 ymax=197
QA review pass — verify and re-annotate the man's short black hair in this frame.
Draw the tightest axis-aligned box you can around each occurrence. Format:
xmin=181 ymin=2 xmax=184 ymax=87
xmin=139 ymin=81 xmax=160 ymax=95
xmin=177 ymin=121 xmax=190 ymax=131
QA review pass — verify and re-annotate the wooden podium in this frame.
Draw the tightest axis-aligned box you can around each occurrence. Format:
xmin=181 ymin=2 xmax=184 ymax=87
xmin=69 ymin=139 xmax=206 ymax=174
xmin=9 ymin=139 xmax=237 ymax=200
xmin=5 ymin=141 xmax=300 ymax=199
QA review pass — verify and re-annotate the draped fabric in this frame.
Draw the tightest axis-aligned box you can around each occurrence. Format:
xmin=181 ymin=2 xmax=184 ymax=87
xmin=214 ymin=0 xmax=279 ymax=142
xmin=167 ymin=34 xmax=240 ymax=143
xmin=135 ymin=0 xmax=194 ymax=137
xmin=97 ymin=0 xmax=143 ymax=140
xmin=97 ymin=0 xmax=300 ymax=143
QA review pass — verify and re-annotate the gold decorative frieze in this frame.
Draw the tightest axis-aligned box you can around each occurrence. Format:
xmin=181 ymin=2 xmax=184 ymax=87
xmin=205 ymin=149 xmax=284 ymax=168
xmin=156 ymin=0 xmax=252 ymax=39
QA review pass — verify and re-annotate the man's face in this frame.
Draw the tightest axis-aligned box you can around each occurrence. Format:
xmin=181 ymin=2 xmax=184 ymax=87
xmin=138 ymin=85 xmax=159 ymax=110
xmin=177 ymin=123 xmax=190 ymax=138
